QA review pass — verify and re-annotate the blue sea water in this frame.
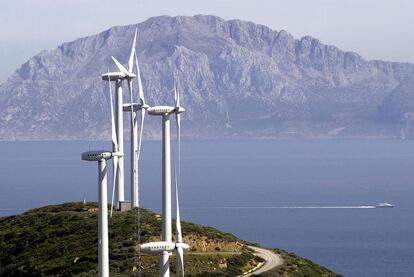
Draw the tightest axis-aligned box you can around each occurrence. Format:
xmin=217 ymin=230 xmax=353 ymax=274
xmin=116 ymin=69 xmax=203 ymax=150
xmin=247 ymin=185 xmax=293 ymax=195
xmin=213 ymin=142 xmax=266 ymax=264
xmin=1 ymin=139 xmax=414 ymax=277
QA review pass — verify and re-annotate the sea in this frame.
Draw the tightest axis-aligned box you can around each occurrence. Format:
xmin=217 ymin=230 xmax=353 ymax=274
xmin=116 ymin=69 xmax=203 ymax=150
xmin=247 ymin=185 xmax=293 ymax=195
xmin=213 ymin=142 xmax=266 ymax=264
xmin=1 ymin=139 xmax=413 ymax=277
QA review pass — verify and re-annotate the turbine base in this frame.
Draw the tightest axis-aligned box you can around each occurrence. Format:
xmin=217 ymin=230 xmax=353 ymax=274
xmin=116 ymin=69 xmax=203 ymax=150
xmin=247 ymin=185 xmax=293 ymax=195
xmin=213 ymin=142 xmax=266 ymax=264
xmin=119 ymin=200 xmax=131 ymax=212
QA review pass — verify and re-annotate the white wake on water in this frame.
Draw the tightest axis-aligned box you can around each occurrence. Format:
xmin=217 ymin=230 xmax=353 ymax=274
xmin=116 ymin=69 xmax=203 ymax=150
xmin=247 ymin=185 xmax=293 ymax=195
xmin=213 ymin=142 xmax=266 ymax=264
xmin=180 ymin=206 xmax=376 ymax=209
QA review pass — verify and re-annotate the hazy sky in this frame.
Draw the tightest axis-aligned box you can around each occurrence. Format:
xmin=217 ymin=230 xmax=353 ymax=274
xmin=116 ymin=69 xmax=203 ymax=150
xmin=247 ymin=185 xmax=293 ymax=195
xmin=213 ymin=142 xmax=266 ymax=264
xmin=0 ymin=0 xmax=413 ymax=82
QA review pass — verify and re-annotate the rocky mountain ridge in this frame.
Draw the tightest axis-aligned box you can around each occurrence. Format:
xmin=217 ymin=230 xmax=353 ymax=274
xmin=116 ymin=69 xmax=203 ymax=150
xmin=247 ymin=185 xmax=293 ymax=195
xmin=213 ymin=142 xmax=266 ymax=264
xmin=1 ymin=15 xmax=414 ymax=140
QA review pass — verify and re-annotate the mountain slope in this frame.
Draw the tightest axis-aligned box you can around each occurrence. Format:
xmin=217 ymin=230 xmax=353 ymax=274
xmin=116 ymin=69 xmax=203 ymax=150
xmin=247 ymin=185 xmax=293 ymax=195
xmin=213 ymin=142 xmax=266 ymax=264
xmin=1 ymin=15 xmax=414 ymax=140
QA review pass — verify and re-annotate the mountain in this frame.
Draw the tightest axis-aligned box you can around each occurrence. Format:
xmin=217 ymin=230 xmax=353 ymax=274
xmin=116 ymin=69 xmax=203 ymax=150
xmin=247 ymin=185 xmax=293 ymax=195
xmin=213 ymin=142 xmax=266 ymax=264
xmin=1 ymin=15 xmax=414 ymax=140
xmin=0 ymin=202 xmax=341 ymax=276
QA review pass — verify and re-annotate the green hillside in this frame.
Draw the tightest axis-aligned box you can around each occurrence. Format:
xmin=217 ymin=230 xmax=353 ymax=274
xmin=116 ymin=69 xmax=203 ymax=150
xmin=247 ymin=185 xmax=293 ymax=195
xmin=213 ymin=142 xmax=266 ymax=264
xmin=0 ymin=202 xmax=341 ymax=276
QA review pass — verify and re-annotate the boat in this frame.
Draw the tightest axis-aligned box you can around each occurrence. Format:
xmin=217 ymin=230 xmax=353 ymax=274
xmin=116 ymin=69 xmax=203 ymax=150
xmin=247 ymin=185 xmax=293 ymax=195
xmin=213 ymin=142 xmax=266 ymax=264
xmin=375 ymin=202 xmax=394 ymax=208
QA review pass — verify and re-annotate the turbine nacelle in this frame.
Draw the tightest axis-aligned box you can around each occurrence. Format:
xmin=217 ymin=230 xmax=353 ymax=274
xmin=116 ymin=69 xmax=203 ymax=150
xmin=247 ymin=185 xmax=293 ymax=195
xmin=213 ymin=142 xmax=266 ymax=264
xmin=140 ymin=241 xmax=190 ymax=254
xmin=148 ymin=105 xmax=175 ymax=116
xmin=81 ymin=151 xmax=123 ymax=161
xmin=175 ymin=106 xmax=186 ymax=114
xmin=111 ymin=56 xmax=136 ymax=80
xmin=122 ymin=103 xmax=150 ymax=112
xmin=121 ymin=72 xmax=136 ymax=80
xmin=101 ymin=72 xmax=125 ymax=81
xmin=176 ymin=242 xmax=190 ymax=250
xmin=140 ymin=241 xmax=175 ymax=254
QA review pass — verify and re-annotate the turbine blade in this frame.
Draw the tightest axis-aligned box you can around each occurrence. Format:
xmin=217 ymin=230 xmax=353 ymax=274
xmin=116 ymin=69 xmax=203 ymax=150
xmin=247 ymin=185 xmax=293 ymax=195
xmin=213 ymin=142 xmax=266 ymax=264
xmin=128 ymin=29 xmax=137 ymax=73
xmin=110 ymin=156 xmax=118 ymax=218
xmin=174 ymin=88 xmax=182 ymax=241
xmin=113 ymin=159 xmax=123 ymax=213
xmin=111 ymin=56 xmax=129 ymax=76
xmin=127 ymin=78 xmax=137 ymax=208
xmin=176 ymin=112 xmax=181 ymax=191
xmin=137 ymin=109 xmax=145 ymax=160
xmin=174 ymin=149 xmax=182 ymax=243
xmin=134 ymin=108 xmax=145 ymax=209
xmin=174 ymin=84 xmax=184 ymax=277
xmin=134 ymin=50 xmax=145 ymax=105
xmin=108 ymin=73 xmax=117 ymax=148
xmin=128 ymin=80 xmax=135 ymax=140
xmin=176 ymin=86 xmax=181 ymax=108
xmin=176 ymin=247 xmax=184 ymax=277
xmin=174 ymin=86 xmax=178 ymax=107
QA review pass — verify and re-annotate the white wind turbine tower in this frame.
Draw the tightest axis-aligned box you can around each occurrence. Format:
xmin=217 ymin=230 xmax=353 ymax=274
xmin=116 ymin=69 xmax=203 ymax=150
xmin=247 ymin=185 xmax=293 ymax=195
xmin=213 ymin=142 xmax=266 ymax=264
xmin=145 ymin=84 xmax=187 ymax=277
xmin=139 ymin=155 xmax=189 ymax=276
xmin=122 ymin=30 xmax=149 ymax=208
xmin=81 ymin=82 xmax=122 ymax=277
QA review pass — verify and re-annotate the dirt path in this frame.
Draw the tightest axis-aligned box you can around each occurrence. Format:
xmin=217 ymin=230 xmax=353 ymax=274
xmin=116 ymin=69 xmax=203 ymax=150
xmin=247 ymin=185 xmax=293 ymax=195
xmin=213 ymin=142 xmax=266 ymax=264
xmin=186 ymin=251 xmax=241 ymax=255
xmin=242 ymin=246 xmax=283 ymax=276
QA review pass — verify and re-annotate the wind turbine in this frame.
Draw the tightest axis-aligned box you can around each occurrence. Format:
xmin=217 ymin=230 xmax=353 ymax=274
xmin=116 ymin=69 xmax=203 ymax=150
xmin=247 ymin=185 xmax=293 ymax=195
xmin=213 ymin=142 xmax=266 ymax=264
xmin=146 ymin=84 xmax=186 ymax=277
xmin=81 ymin=150 xmax=122 ymax=277
xmin=101 ymin=71 xmax=126 ymax=209
xmin=81 ymin=76 xmax=123 ymax=277
xmin=173 ymin=86 xmax=187 ymax=276
xmin=139 ymin=163 xmax=189 ymax=276
xmin=139 ymin=137 xmax=189 ymax=277
xmin=106 ymin=73 xmax=122 ymax=218
xmin=122 ymin=30 xmax=149 ymax=208
xmin=102 ymin=30 xmax=139 ymax=209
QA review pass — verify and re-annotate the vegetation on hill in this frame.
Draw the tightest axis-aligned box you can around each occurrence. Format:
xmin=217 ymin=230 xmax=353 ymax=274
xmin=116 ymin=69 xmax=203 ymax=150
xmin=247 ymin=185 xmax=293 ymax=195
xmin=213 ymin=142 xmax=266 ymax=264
xmin=0 ymin=202 xmax=339 ymax=276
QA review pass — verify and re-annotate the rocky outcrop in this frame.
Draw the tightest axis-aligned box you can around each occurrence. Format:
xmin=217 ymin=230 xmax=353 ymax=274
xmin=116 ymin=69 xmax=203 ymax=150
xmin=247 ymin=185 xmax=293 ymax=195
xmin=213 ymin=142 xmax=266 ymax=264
xmin=1 ymin=15 xmax=413 ymax=140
